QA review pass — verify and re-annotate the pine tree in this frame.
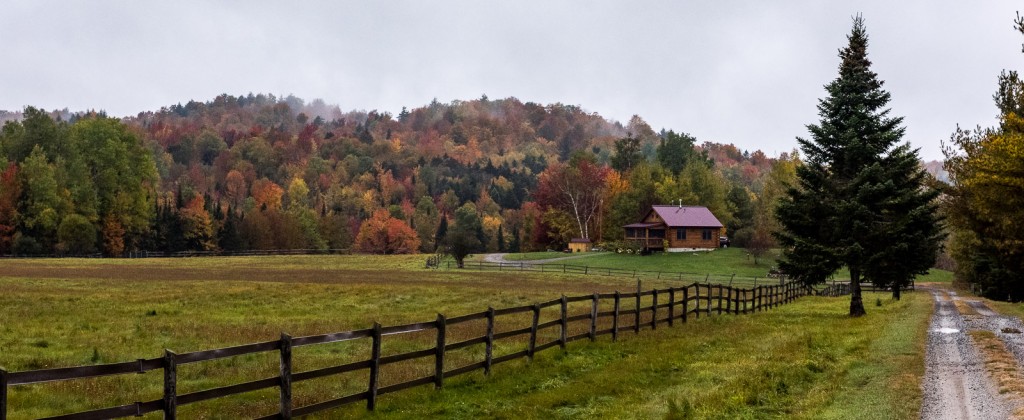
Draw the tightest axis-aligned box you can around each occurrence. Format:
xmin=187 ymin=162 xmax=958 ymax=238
xmin=497 ymin=224 xmax=506 ymax=252
xmin=776 ymin=16 xmax=942 ymax=315
xmin=434 ymin=215 xmax=448 ymax=252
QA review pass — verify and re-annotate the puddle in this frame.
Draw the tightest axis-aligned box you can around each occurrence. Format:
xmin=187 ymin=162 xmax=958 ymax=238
xmin=934 ymin=327 xmax=960 ymax=334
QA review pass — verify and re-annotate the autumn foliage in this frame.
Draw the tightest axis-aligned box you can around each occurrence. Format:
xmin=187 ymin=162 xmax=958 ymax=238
xmin=0 ymin=93 xmax=798 ymax=255
xmin=356 ymin=209 xmax=420 ymax=254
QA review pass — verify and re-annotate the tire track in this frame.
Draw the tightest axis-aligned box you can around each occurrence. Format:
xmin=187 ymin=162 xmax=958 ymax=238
xmin=920 ymin=288 xmax=1012 ymax=419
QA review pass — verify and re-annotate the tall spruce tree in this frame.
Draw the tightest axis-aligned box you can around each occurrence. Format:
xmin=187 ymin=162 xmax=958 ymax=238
xmin=776 ymin=16 xmax=942 ymax=315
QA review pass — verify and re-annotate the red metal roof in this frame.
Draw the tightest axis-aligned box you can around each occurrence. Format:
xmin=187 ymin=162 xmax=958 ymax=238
xmin=569 ymin=238 xmax=592 ymax=243
xmin=649 ymin=205 xmax=723 ymax=228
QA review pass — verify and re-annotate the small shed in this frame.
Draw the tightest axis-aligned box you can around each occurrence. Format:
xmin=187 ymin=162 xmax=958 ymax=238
xmin=568 ymin=238 xmax=591 ymax=253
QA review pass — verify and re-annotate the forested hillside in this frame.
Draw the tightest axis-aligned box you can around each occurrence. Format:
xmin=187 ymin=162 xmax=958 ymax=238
xmin=0 ymin=94 xmax=795 ymax=256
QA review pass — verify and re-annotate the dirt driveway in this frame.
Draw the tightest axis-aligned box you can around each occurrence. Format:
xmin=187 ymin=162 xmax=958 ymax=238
xmin=921 ymin=286 xmax=1024 ymax=419
xmin=482 ymin=252 xmax=606 ymax=265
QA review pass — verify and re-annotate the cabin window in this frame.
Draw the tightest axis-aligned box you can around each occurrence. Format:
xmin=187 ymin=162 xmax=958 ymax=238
xmin=676 ymin=229 xmax=686 ymax=240
xmin=650 ymin=229 xmax=665 ymax=238
xmin=702 ymin=229 xmax=713 ymax=240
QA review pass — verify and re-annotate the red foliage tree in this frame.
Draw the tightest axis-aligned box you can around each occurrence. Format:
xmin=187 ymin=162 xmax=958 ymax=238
xmin=356 ymin=208 xmax=420 ymax=254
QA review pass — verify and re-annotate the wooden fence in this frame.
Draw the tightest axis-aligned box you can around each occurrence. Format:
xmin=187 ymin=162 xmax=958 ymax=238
xmin=0 ymin=249 xmax=352 ymax=259
xmin=446 ymin=260 xmax=787 ymax=287
xmin=814 ymin=281 xmax=915 ymax=297
xmin=0 ymin=280 xmax=809 ymax=420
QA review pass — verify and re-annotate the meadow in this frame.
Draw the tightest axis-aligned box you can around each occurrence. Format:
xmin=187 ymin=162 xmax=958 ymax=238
xmin=0 ymin=252 xmax=934 ymax=418
xmin=490 ymin=248 xmax=953 ymax=283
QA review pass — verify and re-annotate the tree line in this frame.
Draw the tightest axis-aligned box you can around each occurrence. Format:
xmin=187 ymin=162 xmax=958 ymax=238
xmin=0 ymin=92 xmax=795 ymax=258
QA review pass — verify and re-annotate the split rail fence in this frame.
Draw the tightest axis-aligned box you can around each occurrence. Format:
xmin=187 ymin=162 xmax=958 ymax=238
xmin=446 ymin=260 xmax=787 ymax=287
xmin=1 ymin=280 xmax=809 ymax=420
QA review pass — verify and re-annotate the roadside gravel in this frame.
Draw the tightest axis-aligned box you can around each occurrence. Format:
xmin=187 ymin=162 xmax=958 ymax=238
xmin=920 ymin=287 xmax=1020 ymax=419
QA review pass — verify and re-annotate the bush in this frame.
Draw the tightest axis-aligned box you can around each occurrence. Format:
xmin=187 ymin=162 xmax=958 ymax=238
xmin=58 ymin=214 xmax=97 ymax=255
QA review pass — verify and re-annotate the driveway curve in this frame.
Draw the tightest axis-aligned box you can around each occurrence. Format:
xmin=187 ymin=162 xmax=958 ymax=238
xmin=482 ymin=252 xmax=607 ymax=265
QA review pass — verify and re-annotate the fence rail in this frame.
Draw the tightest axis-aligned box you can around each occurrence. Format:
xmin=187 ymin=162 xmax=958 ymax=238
xmin=448 ymin=260 xmax=788 ymax=286
xmin=814 ymin=281 xmax=914 ymax=297
xmin=1 ymin=280 xmax=811 ymax=419
xmin=449 ymin=260 xmax=915 ymax=295
xmin=0 ymin=249 xmax=352 ymax=259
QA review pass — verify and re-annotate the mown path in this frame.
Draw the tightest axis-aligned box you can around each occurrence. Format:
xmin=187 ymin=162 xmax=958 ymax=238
xmin=920 ymin=287 xmax=1022 ymax=419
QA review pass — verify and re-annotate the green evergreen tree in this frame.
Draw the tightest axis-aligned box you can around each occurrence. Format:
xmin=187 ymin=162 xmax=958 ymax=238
xmin=443 ymin=203 xmax=482 ymax=268
xmin=509 ymin=224 xmax=521 ymax=253
xmin=610 ymin=135 xmax=644 ymax=172
xmin=218 ymin=206 xmax=243 ymax=251
xmin=497 ymin=224 xmax=506 ymax=252
xmin=776 ymin=16 xmax=942 ymax=315
xmin=656 ymin=130 xmax=699 ymax=175
xmin=434 ymin=214 xmax=448 ymax=251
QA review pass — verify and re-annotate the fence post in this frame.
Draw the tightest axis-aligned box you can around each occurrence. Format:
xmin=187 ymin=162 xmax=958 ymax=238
xmin=724 ymin=286 xmax=731 ymax=314
xmin=1 ymin=368 xmax=7 ymax=420
xmin=741 ymin=289 xmax=747 ymax=314
xmin=528 ymin=305 xmax=540 ymax=359
xmin=612 ymin=292 xmax=621 ymax=342
xmin=560 ymin=296 xmax=568 ymax=350
xmin=694 ymin=283 xmax=700 ymax=319
xmin=368 ymin=323 xmax=382 ymax=411
xmin=485 ymin=307 xmax=495 ymax=375
xmin=683 ymin=285 xmax=689 ymax=323
xmin=668 ymin=288 xmax=675 ymax=327
xmin=163 ymin=350 xmax=177 ymax=419
xmin=634 ymin=281 xmax=641 ymax=334
xmin=706 ymin=284 xmax=712 ymax=317
xmin=717 ymin=284 xmax=723 ymax=315
xmin=590 ymin=293 xmax=599 ymax=341
xmin=651 ymin=289 xmax=658 ymax=330
xmin=435 ymin=314 xmax=446 ymax=389
xmin=758 ymin=286 xmax=763 ymax=312
xmin=279 ymin=333 xmax=293 ymax=419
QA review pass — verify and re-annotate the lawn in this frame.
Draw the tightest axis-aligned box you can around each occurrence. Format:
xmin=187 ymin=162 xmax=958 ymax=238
xmin=0 ymin=255 xmax=933 ymax=418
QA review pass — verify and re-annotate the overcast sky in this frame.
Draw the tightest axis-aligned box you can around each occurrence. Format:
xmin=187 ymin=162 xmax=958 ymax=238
xmin=2 ymin=1 xmax=1021 ymax=161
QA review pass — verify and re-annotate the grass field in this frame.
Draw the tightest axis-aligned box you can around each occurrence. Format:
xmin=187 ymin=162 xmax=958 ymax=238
xmin=495 ymin=248 xmax=954 ymax=283
xmin=0 ymin=254 xmax=934 ymax=418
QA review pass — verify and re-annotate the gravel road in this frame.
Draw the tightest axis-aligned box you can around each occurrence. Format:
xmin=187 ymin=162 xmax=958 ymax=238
xmin=920 ymin=287 xmax=1019 ymax=419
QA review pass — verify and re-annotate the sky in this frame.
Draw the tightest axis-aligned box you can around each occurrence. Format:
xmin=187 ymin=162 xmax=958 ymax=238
xmin=1 ymin=1 xmax=1021 ymax=161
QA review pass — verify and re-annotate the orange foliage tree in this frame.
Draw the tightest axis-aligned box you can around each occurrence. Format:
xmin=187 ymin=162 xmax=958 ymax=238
xmin=356 ymin=208 xmax=420 ymax=254
xmin=251 ymin=178 xmax=284 ymax=211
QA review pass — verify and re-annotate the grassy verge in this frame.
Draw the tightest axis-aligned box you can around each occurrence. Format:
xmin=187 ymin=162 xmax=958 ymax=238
xmin=330 ymin=292 xmax=931 ymax=419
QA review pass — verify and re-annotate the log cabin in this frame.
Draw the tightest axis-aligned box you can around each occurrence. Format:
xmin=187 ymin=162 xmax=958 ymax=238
xmin=623 ymin=205 xmax=723 ymax=252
